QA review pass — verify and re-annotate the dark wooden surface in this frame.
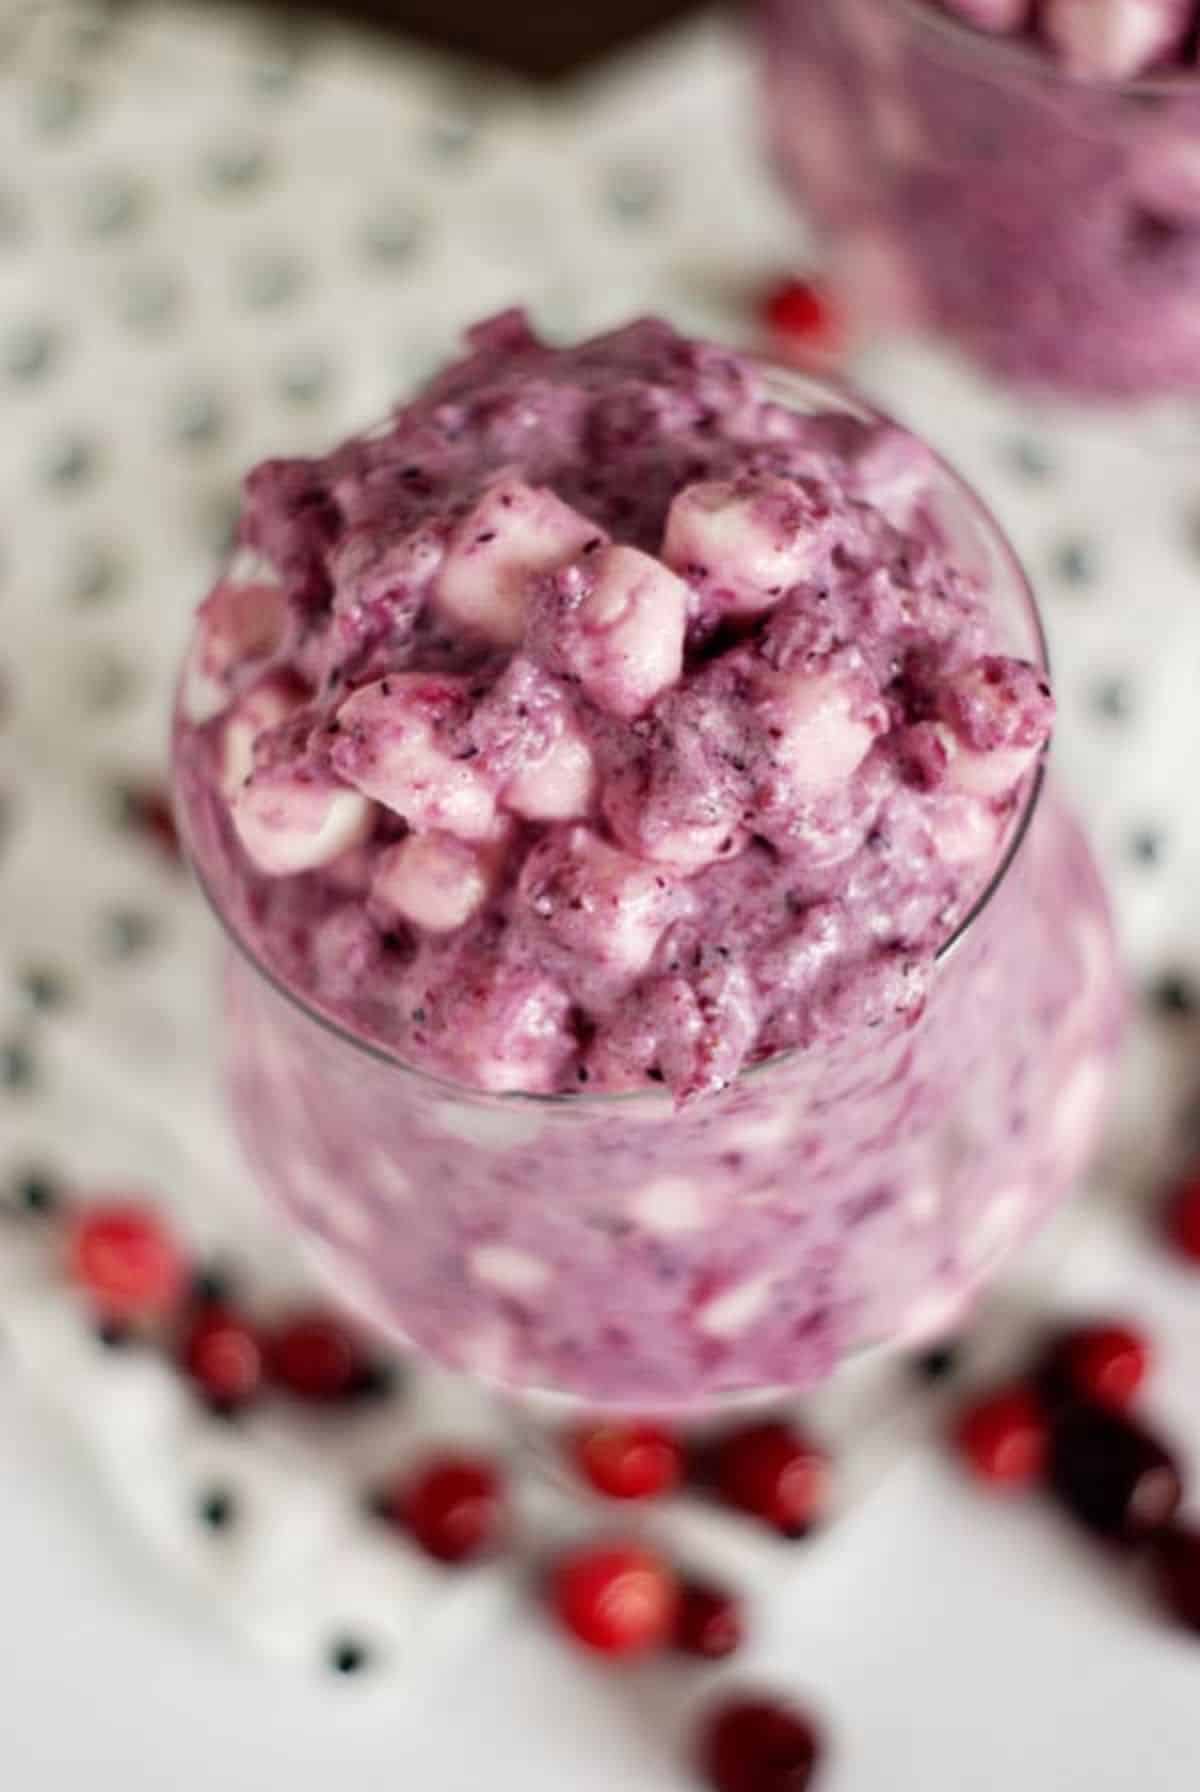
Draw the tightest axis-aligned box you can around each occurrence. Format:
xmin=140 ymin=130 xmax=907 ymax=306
xmin=260 ymin=0 xmax=709 ymax=76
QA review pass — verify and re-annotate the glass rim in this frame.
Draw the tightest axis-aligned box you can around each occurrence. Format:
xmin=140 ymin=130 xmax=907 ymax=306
xmin=180 ymin=359 xmax=1050 ymax=1112
xmin=890 ymin=0 xmax=1200 ymax=96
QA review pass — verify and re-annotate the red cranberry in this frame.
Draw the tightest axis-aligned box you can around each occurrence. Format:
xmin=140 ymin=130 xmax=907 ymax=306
xmin=1049 ymin=1404 xmax=1183 ymax=1544
xmin=180 ymin=1305 xmax=264 ymax=1409
xmin=573 ymin=1421 xmax=683 ymax=1501
xmin=400 ymin=1455 xmax=507 ymax=1565
xmin=673 ymin=1580 xmax=745 ymax=1661
xmin=66 ymin=1204 xmax=187 ymax=1321
xmin=714 ymin=1422 xmax=830 ymax=1535
xmin=1149 ymin=1525 xmax=1200 ymax=1635
xmin=1165 ymin=1171 xmax=1200 ymax=1265
xmin=761 ymin=276 xmax=844 ymax=361
xmin=268 ymin=1308 xmax=366 ymax=1402
xmin=1041 ymin=1322 xmax=1151 ymax=1413
xmin=551 ymin=1543 xmax=678 ymax=1658
xmin=699 ymin=1695 xmax=823 ymax=1792
xmin=951 ymin=1385 xmax=1048 ymax=1490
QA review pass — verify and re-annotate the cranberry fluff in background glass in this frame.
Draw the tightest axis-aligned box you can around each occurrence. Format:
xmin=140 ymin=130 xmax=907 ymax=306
xmin=760 ymin=0 xmax=1200 ymax=397
xmin=171 ymin=313 xmax=1123 ymax=1409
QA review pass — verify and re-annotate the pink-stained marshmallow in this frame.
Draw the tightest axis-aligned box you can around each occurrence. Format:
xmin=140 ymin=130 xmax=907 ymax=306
xmin=519 ymin=827 xmax=685 ymax=977
xmin=602 ymin=755 xmax=746 ymax=874
xmin=503 ymin=724 xmax=595 ymax=821
xmin=181 ymin=578 xmax=287 ymax=724
xmin=937 ymin=725 xmax=1043 ymax=798
xmin=370 ymin=830 xmax=497 ymax=933
xmin=558 ymin=545 xmax=687 ymax=719
xmin=662 ymin=475 xmax=832 ymax=618
xmin=333 ymin=674 xmax=496 ymax=840
xmin=438 ymin=960 xmax=575 ymax=1096
xmin=218 ymin=673 xmax=308 ymax=799
xmin=232 ymin=775 xmax=373 ymax=876
xmin=435 ymin=477 xmax=602 ymax=646
xmin=756 ymin=660 xmax=888 ymax=795
xmin=929 ymin=792 xmax=1002 ymax=865
xmin=934 ymin=655 xmax=1053 ymax=797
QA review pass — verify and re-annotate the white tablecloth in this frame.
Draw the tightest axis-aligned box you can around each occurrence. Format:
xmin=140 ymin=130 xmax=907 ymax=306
xmin=3 ymin=4 xmax=1200 ymax=1787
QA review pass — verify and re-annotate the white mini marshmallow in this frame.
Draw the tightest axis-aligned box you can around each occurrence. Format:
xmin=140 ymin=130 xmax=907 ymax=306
xmin=468 ymin=979 xmax=573 ymax=1096
xmin=631 ymin=1176 xmax=705 ymax=1237
xmin=434 ymin=1101 xmax=545 ymax=1151
xmin=504 ymin=725 xmax=594 ymax=821
xmin=334 ymin=675 xmax=496 ymax=840
xmin=561 ymin=545 xmax=686 ymax=719
xmin=371 ymin=831 xmax=492 ymax=933
xmin=1042 ymin=0 xmax=1191 ymax=78
xmin=219 ymin=675 xmax=306 ymax=798
xmin=435 ymin=477 xmax=601 ymax=646
xmin=232 ymin=778 xmax=373 ymax=877
xmin=469 ymin=1246 xmax=551 ymax=1298
xmin=722 ymin=1106 xmax=797 ymax=1154
xmin=696 ymin=1274 xmax=774 ymax=1339
xmin=662 ymin=477 xmax=823 ymax=617
xmin=181 ymin=579 xmax=287 ymax=724
xmin=758 ymin=665 xmax=884 ymax=792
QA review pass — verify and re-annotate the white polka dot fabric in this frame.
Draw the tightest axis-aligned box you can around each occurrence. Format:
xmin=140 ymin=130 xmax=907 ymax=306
xmin=0 ymin=0 xmax=1196 ymax=1678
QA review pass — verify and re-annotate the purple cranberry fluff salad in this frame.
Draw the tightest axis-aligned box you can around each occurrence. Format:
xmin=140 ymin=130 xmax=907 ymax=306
xmin=176 ymin=312 xmax=1051 ymax=1098
xmin=761 ymin=0 xmax=1200 ymax=397
xmin=173 ymin=315 xmax=1123 ymax=1407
